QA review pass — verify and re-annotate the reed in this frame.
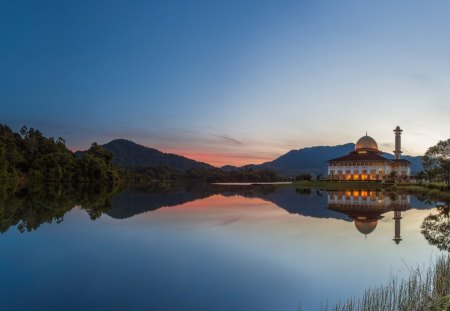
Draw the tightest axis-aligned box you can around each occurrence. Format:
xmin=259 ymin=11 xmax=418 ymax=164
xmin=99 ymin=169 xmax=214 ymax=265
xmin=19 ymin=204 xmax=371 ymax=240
xmin=325 ymin=255 xmax=450 ymax=311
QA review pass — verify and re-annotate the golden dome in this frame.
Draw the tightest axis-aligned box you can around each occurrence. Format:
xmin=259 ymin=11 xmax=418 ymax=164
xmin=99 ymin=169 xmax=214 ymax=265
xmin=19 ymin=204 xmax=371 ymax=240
xmin=354 ymin=220 xmax=378 ymax=235
xmin=355 ymin=135 xmax=378 ymax=150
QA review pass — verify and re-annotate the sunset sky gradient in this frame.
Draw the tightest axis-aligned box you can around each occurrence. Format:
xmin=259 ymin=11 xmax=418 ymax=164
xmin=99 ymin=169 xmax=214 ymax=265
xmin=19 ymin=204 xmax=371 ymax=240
xmin=1 ymin=0 xmax=449 ymax=166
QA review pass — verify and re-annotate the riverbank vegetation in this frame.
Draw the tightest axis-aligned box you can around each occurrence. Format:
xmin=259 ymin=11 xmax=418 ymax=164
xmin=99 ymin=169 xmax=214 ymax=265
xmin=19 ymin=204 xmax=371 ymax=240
xmin=0 ymin=125 xmax=121 ymax=186
xmin=125 ymin=166 xmax=286 ymax=183
xmin=292 ymin=180 xmax=384 ymax=190
xmin=423 ymin=139 xmax=450 ymax=188
xmin=0 ymin=181 xmax=120 ymax=233
xmin=0 ymin=124 xmax=286 ymax=188
xmin=388 ymin=182 xmax=450 ymax=201
xmin=324 ymin=255 xmax=450 ymax=311
xmin=290 ymin=180 xmax=450 ymax=201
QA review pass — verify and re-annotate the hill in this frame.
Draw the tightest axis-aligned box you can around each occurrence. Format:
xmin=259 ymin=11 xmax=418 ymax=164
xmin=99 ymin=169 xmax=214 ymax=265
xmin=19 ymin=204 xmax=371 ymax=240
xmin=242 ymin=143 xmax=423 ymax=177
xmin=96 ymin=139 xmax=215 ymax=171
xmin=76 ymin=140 xmax=423 ymax=177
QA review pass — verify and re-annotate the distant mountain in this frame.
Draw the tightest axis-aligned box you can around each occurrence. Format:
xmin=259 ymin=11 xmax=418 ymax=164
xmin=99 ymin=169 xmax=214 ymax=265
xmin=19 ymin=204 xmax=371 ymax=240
xmin=99 ymin=139 xmax=215 ymax=171
xmin=242 ymin=144 xmax=354 ymax=177
xmin=242 ymin=143 xmax=423 ymax=177
xmin=221 ymin=165 xmax=240 ymax=172
xmin=77 ymin=139 xmax=423 ymax=176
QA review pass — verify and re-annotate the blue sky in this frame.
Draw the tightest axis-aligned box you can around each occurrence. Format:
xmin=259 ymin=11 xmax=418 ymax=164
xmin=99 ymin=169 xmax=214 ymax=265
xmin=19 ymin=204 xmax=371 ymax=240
xmin=1 ymin=0 xmax=449 ymax=166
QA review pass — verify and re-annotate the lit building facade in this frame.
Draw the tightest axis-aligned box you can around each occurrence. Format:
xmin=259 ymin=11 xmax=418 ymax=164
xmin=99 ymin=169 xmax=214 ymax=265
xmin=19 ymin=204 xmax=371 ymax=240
xmin=327 ymin=126 xmax=411 ymax=181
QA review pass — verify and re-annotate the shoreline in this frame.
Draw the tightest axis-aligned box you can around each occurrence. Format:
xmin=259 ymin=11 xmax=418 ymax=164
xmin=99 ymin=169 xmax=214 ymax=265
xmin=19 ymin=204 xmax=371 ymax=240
xmin=211 ymin=182 xmax=292 ymax=186
xmin=289 ymin=180 xmax=450 ymax=200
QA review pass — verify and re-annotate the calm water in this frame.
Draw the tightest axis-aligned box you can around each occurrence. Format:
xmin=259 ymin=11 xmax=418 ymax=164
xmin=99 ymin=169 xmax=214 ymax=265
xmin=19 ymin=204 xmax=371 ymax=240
xmin=0 ymin=185 xmax=445 ymax=310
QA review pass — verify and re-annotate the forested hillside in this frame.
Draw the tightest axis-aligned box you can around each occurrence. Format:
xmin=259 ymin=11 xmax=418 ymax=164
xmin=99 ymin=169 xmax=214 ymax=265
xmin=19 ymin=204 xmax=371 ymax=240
xmin=0 ymin=125 xmax=121 ymax=185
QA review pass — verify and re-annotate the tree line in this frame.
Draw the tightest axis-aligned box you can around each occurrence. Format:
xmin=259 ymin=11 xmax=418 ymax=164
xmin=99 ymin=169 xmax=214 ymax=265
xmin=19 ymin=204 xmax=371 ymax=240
xmin=0 ymin=124 xmax=121 ymax=185
xmin=422 ymin=138 xmax=450 ymax=188
xmin=126 ymin=166 xmax=286 ymax=183
xmin=0 ymin=124 xmax=286 ymax=186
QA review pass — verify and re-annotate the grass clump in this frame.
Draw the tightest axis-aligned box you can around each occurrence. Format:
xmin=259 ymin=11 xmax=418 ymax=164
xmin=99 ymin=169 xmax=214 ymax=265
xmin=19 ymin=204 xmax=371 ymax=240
xmin=326 ymin=256 xmax=450 ymax=311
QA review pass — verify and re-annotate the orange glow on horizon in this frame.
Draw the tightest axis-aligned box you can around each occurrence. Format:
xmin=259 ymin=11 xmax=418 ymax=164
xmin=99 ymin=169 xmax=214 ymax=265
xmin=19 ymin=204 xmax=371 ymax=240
xmin=168 ymin=194 xmax=272 ymax=210
xmin=160 ymin=149 xmax=277 ymax=167
xmin=71 ymin=145 xmax=279 ymax=167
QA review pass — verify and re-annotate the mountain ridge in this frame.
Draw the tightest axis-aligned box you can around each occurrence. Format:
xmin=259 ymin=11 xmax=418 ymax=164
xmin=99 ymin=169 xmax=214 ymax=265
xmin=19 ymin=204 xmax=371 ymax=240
xmin=77 ymin=139 xmax=215 ymax=171
xmin=242 ymin=143 xmax=423 ymax=176
xmin=79 ymin=139 xmax=423 ymax=176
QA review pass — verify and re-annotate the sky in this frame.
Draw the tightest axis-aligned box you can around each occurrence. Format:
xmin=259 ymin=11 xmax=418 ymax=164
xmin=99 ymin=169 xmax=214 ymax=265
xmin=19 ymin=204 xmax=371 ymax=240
xmin=1 ymin=0 xmax=449 ymax=167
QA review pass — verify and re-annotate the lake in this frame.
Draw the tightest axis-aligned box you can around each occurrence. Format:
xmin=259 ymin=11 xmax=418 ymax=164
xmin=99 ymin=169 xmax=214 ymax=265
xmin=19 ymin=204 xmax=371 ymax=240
xmin=0 ymin=184 xmax=444 ymax=310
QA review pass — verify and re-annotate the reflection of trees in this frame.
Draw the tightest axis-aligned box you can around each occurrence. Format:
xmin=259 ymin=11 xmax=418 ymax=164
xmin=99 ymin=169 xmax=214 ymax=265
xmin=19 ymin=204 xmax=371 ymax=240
xmin=296 ymin=188 xmax=311 ymax=195
xmin=0 ymin=182 xmax=119 ymax=233
xmin=421 ymin=201 xmax=450 ymax=251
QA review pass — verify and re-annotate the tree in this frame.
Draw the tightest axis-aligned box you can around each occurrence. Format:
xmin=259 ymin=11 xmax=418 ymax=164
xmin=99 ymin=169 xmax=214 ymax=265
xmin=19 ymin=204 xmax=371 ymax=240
xmin=57 ymin=137 xmax=65 ymax=146
xmin=86 ymin=143 xmax=113 ymax=165
xmin=0 ymin=124 xmax=122 ymax=185
xmin=421 ymin=201 xmax=450 ymax=251
xmin=20 ymin=126 xmax=28 ymax=138
xmin=296 ymin=173 xmax=312 ymax=181
xmin=415 ymin=171 xmax=426 ymax=182
xmin=388 ymin=171 xmax=398 ymax=184
xmin=423 ymin=139 xmax=450 ymax=187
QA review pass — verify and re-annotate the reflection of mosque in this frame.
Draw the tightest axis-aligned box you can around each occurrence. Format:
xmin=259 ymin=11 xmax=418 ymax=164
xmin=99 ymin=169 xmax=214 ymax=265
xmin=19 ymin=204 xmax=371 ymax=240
xmin=328 ymin=190 xmax=411 ymax=244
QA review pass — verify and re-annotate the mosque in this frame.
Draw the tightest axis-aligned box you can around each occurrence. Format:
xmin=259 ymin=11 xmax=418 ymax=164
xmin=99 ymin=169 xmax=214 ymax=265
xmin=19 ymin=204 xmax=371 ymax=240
xmin=327 ymin=126 xmax=411 ymax=181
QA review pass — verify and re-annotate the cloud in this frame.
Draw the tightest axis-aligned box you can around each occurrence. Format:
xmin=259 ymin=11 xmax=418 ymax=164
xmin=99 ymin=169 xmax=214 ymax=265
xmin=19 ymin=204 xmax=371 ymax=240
xmin=213 ymin=134 xmax=243 ymax=145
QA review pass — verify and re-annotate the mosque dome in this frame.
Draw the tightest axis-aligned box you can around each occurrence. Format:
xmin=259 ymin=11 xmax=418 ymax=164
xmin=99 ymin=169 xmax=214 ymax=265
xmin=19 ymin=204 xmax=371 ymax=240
xmin=354 ymin=219 xmax=378 ymax=235
xmin=355 ymin=135 xmax=378 ymax=150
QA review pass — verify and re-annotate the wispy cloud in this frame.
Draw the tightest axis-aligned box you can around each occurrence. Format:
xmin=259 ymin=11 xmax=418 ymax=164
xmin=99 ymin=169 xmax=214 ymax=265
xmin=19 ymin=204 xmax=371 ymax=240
xmin=213 ymin=134 xmax=243 ymax=145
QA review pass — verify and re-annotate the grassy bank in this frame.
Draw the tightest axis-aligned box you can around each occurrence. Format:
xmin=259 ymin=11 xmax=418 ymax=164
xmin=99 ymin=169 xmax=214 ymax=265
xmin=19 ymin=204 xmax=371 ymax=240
xmin=389 ymin=183 xmax=450 ymax=201
xmin=290 ymin=181 xmax=450 ymax=200
xmin=323 ymin=255 xmax=450 ymax=311
xmin=292 ymin=180 xmax=383 ymax=190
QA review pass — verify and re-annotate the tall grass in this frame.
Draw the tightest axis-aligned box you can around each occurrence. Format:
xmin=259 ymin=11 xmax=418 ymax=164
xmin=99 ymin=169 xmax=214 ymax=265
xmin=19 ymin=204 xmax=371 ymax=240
xmin=325 ymin=255 xmax=450 ymax=311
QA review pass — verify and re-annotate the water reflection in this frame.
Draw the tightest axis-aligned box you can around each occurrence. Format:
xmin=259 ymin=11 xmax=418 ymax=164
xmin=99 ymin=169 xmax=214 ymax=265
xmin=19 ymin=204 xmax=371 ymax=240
xmin=0 ymin=183 xmax=118 ymax=233
xmin=327 ymin=190 xmax=411 ymax=243
xmin=421 ymin=201 xmax=450 ymax=251
xmin=0 ymin=182 xmax=445 ymax=252
xmin=0 ymin=183 xmax=447 ymax=310
xmin=107 ymin=185 xmax=348 ymax=220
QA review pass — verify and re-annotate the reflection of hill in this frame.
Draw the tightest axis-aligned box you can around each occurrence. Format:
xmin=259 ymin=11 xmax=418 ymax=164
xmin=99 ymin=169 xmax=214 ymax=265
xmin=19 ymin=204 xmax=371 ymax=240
xmin=409 ymin=196 xmax=436 ymax=209
xmin=106 ymin=189 xmax=212 ymax=219
xmin=106 ymin=185 xmax=350 ymax=221
xmin=228 ymin=187 xmax=350 ymax=221
xmin=1 ymin=183 xmax=439 ymax=233
xmin=0 ymin=184 xmax=117 ymax=233
xmin=106 ymin=185 xmax=437 ymax=221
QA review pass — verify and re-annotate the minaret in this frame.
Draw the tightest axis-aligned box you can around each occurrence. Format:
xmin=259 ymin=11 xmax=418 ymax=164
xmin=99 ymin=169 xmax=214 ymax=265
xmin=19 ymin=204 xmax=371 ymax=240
xmin=393 ymin=126 xmax=403 ymax=160
xmin=393 ymin=210 xmax=402 ymax=244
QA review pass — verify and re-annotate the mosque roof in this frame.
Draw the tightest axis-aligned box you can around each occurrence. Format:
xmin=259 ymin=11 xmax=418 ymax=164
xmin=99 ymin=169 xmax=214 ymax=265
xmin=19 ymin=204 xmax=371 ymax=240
xmin=328 ymin=153 xmax=389 ymax=162
xmin=328 ymin=133 xmax=411 ymax=164
xmin=355 ymin=135 xmax=378 ymax=150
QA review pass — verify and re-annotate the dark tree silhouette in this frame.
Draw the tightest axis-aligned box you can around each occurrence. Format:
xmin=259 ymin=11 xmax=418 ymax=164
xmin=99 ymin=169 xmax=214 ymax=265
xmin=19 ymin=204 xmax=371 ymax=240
xmin=421 ymin=201 xmax=450 ymax=251
xmin=423 ymin=139 xmax=450 ymax=187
